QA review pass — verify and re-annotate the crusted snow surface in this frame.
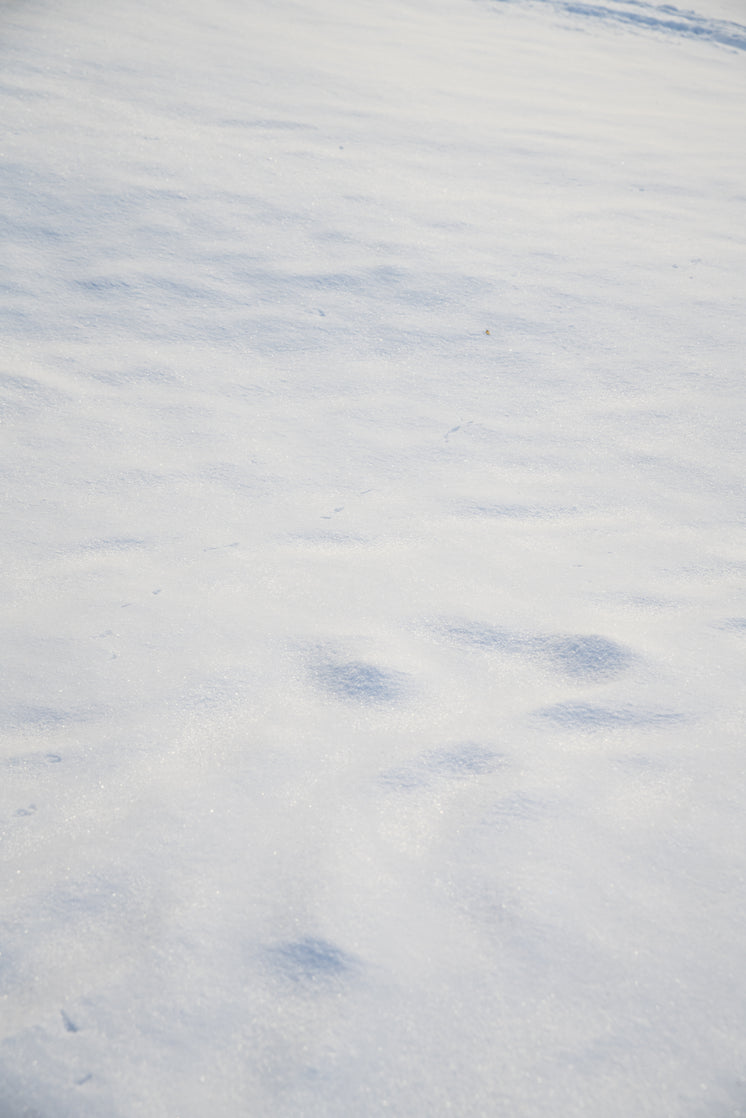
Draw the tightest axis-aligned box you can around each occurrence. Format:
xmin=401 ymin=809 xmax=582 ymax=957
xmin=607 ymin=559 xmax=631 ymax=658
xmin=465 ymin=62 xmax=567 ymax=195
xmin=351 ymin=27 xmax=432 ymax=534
xmin=1 ymin=0 xmax=745 ymax=1114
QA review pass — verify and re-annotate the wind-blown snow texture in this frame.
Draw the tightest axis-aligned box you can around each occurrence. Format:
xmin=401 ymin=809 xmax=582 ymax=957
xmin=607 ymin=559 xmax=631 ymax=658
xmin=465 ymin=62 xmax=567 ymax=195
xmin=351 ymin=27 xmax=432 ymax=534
xmin=1 ymin=0 xmax=745 ymax=1113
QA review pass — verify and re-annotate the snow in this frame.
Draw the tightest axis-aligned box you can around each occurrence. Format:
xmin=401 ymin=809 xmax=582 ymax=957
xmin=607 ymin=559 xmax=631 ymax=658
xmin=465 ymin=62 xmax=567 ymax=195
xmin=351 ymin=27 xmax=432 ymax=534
xmin=1 ymin=0 xmax=745 ymax=1113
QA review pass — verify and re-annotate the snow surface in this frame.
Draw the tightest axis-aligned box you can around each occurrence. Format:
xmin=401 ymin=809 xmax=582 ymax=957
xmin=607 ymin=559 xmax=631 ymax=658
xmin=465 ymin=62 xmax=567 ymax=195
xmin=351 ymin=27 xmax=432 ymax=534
xmin=1 ymin=0 xmax=745 ymax=1113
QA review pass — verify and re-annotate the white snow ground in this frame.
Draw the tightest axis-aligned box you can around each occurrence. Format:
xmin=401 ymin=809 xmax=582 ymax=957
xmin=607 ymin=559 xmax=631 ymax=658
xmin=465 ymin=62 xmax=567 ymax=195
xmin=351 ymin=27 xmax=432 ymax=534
xmin=1 ymin=0 xmax=745 ymax=1113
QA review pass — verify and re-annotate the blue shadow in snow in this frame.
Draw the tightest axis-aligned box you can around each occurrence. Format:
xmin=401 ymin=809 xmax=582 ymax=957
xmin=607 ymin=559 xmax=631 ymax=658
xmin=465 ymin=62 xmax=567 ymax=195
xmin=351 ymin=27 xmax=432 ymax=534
xmin=536 ymin=634 xmax=634 ymax=681
xmin=535 ymin=702 xmax=685 ymax=729
xmin=0 ymin=705 xmax=97 ymax=732
xmin=313 ymin=660 xmax=406 ymax=704
xmin=720 ymin=617 xmax=746 ymax=633
xmin=447 ymin=622 xmax=634 ymax=682
xmin=491 ymin=0 xmax=746 ymax=52
xmin=4 ymin=752 xmax=62 ymax=770
xmin=486 ymin=792 xmax=548 ymax=825
xmin=381 ymin=742 xmax=505 ymax=791
xmin=427 ymin=743 xmax=505 ymax=777
xmin=267 ymin=938 xmax=356 ymax=985
xmin=446 ymin=623 xmax=523 ymax=653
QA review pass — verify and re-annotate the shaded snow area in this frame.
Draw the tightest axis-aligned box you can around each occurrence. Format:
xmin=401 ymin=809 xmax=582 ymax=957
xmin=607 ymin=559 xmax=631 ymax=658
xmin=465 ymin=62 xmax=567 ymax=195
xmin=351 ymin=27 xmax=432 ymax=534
xmin=1 ymin=0 xmax=745 ymax=1113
